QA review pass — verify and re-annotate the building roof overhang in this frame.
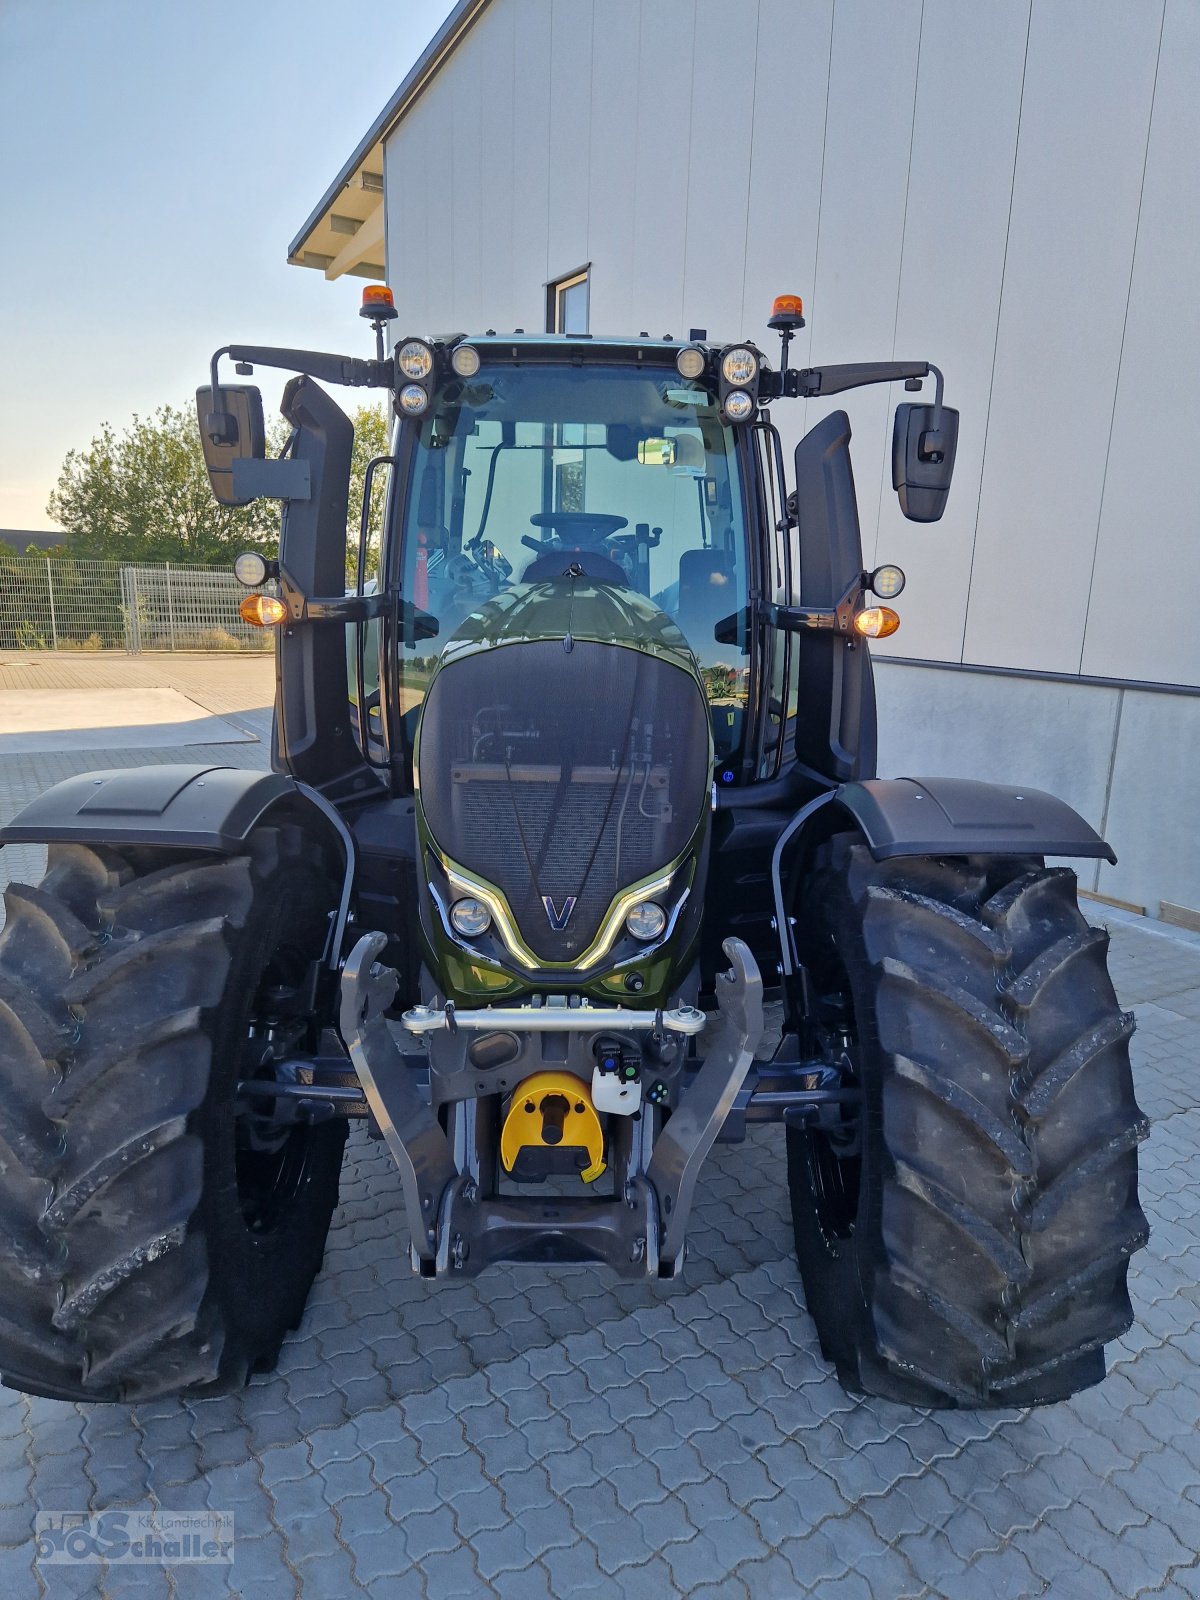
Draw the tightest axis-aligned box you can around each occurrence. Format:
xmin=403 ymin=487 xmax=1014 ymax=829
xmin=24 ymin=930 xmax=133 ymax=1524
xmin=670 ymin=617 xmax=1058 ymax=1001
xmin=287 ymin=0 xmax=491 ymax=281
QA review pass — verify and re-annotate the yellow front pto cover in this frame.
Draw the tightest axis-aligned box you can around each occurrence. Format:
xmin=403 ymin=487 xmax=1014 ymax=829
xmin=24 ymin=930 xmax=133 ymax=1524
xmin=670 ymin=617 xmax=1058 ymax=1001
xmin=500 ymin=1073 xmax=606 ymax=1184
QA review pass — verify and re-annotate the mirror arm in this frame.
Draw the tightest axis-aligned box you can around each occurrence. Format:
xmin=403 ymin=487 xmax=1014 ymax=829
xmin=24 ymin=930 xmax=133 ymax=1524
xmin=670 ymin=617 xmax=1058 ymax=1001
xmin=764 ymin=602 xmax=835 ymax=632
xmin=228 ymin=344 xmax=394 ymax=389
xmin=785 ymin=360 xmax=931 ymax=399
xmin=275 ymin=575 xmax=438 ymax=638
xmin=209 ymin=346 xmax=393 ymax=409
xmin=921 ymin=364 xmax=947 ymax=460
xmin=276 ymin=569 xmax=389 ymax=625
xmin=764 ymin=574 xmax=862 ymax=635
xmin=303 ymin=594 xmax=389 ymax=622
xmin=205 ymin=346 xmax=236 ymax=445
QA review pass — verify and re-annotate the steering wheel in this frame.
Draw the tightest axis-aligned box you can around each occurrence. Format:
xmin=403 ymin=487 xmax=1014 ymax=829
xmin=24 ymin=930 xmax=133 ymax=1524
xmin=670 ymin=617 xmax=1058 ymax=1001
xmin=521 ymin=511 xmax=629 ymax=554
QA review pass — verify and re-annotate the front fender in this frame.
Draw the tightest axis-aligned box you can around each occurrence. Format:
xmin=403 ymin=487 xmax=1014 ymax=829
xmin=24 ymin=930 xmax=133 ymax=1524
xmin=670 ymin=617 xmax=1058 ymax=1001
xmin=835 ymin=776 xmax=1116 ymax=864
xmin=0 ymin=764 xmax=301 ymax=853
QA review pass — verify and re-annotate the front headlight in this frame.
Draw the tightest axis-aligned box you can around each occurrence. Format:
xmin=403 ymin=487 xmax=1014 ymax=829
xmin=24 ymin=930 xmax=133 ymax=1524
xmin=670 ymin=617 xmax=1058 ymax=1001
xmin=450 ymin=897 xmax=492 ymax=937
xmin=626 ymin=901 xmax=667 ymax=941
xmin=397 ymin=340 xmax=434 ymax=380
xmin=720 ymin=346 xmax=758 ymax=386
xmin=723 ymin=389 xmax=755 ymax=422
xmin=398 ymin=383 xmax=430 ymax=416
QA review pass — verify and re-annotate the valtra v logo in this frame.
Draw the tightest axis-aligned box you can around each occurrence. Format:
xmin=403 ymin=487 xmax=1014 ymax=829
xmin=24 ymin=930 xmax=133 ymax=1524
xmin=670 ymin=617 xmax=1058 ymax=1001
xmin=542 ymin=895 xmax=577 ymax=931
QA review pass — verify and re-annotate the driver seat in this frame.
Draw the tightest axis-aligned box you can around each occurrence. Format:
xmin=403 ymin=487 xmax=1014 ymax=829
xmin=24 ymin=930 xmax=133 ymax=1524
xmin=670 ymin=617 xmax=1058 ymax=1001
xmin=521 ymin=549 xmax=630 ymax=585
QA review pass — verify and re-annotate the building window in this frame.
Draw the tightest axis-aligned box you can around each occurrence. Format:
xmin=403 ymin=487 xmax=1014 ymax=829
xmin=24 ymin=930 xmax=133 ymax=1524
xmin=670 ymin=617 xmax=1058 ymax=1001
xmin=547 ymin=268 xmax=590 ymax=334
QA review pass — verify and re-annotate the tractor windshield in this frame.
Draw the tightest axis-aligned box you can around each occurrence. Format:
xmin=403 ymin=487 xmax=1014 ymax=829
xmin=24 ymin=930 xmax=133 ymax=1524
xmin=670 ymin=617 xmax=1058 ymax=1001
xmin=393 ymin=362 xmax=749 ymax=764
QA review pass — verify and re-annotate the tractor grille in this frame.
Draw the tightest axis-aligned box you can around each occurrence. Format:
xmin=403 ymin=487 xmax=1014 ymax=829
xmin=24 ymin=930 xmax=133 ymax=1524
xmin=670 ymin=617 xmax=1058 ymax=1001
xmin=417 ymin=640 xmax=710 ymax=962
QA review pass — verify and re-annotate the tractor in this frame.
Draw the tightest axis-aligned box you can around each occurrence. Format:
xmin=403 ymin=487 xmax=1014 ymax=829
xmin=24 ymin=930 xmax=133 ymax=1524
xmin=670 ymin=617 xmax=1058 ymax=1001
xmin=0 ymin=290 xmax=1146 ymax=1407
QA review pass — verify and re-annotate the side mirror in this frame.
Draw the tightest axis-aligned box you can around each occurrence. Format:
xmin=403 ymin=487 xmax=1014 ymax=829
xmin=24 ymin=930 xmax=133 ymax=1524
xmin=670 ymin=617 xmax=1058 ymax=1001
xmin=195 ymin=385 xmax=265 ymax=506
xmin=892 ymin=402 xmax=959 ymax=522
xmin=401 ymin=602 xmax=440 ymax=643
xmin=713 ymin=608 xmax=747 ymax=647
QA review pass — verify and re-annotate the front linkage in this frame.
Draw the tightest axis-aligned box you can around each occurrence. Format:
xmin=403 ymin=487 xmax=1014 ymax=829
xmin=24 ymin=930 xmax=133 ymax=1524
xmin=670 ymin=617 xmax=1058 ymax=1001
xmin=339 ymin=932 xmax=764 ymax=1279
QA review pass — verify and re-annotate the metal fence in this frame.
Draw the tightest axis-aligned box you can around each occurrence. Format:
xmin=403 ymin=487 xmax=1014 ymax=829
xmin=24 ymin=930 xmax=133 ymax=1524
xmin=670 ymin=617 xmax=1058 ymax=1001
xmin=0 ymin=555 xmax=271 ymax=653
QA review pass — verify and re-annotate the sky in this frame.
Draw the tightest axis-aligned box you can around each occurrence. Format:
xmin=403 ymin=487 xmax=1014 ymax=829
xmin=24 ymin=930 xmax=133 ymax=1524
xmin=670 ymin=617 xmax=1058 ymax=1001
xmin=0 ymin=0 xmax=456 ymax=531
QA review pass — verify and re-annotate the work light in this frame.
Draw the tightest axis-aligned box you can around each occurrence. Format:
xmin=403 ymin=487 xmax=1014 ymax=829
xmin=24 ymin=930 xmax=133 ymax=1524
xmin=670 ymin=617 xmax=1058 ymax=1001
xmin=233 ymin=552 xmax=268 ymax=588
xmin=451 ymin=344 xmax=481 ymax=377
xmin=870 ymin=564 xmax=906 ymax=599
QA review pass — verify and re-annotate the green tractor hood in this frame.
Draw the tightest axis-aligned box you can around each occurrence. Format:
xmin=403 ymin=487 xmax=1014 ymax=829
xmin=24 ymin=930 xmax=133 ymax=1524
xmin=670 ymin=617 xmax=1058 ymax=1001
xmin=434 ymin=576 xmax=702 ymax=674
xmin=411 ymin=578 xmax=715 ymax=1007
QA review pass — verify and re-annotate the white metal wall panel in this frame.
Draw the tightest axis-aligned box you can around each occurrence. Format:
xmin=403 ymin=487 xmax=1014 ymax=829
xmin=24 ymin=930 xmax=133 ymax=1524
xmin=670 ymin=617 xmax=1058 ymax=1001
xmin=385 ymin=91 xmax=427 ymax=324
xmin=804 ymin=0 xmax=921 ymax=371
xmin=963 ymin=0 xmax=1163 ymax=673
xmin=874 ymin=661 xmax=1120 ymax=847
xmin=509 ymin=0 xmax=554 ymax=321
xmin=382 ymin=130 xmax=410 ymax=320
xmin=584 ymin=0 xmax=641 ymax=333
xmin=546 ymin=0 xmax=594 ymax=290
xmin=1081 ymin=0 xmax=1198 ymax=687
xmin=475 ymin=0 xmax=518 ymax=330
xmin=407 ymin=73 xmax=459 ymax=329
xmin=799 ymin=0 xmax=922 ymax=583
xmin=626 ymin=0 xmax=696 ymax=337
xmin=679 ymin=1 xmax=760 ymax=344
xmin=872 ymin=0 xmax=1030 ymax=664
xmin=1097 ymin=687 xmax=1200 ymax=913
xmin=480 ymin=0 xmax=518 ymax=331
xmin=740 ymin=1 xmax=833 ymax=360
xmin=875 ymin=660 xmax=1200 ymax=915
xmin=450 ymin=26 xmax=485 ymax=331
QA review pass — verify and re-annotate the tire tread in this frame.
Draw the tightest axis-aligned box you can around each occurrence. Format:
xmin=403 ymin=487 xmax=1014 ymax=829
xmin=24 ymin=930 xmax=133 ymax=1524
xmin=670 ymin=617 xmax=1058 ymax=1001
xmin=788 ymin=835 xmax=1147 ymax=1407
xmin=0 ymin=836 xmax=344 ymax=1402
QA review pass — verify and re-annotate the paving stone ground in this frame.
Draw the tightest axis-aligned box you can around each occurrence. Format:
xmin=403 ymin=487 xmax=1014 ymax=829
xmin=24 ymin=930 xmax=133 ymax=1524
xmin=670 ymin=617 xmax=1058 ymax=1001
xmin=1 ymin=652 xmax=1199 ymax=1599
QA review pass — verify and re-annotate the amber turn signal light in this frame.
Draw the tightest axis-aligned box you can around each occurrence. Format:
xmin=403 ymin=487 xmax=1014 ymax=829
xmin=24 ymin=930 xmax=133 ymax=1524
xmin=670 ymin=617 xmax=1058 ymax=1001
xmin=239 ymin=594 xmax=288 ymax=627
xmin=853 ymin=606 xmax=900 ymax=639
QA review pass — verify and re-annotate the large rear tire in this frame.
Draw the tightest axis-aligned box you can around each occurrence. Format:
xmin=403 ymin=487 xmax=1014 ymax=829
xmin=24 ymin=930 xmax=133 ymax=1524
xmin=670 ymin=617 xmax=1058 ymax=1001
xmin=787 ymin=835 xmax=1148 ymax=1407
xmin=0 ymin=829 xmax=347 ymax=1402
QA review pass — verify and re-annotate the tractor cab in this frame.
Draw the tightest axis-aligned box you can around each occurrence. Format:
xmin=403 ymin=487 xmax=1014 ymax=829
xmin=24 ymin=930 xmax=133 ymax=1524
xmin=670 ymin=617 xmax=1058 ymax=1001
xmin=389 ymin=341 xmax=753 ymax=780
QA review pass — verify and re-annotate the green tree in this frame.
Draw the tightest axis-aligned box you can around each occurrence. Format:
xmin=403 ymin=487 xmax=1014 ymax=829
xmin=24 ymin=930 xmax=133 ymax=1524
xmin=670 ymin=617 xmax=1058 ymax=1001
xmin=47 ymin=404 xmax=282 ymax=566
xmin=347 ymin=403 xmax=392 ymax=585
xmin=47 ymin=400 xmax=392 ymax=573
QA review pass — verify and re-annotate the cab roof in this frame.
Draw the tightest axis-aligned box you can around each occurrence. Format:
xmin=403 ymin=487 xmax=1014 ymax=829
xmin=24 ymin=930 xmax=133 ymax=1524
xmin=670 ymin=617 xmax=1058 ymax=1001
xmin=425 ymin=333 xmax=736 ymax=363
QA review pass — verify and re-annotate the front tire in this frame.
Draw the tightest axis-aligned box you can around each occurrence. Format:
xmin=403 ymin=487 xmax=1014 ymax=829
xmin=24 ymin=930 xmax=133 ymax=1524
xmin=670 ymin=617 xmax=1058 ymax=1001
xmin=0 ymin=829 xmax=346 ymax=1402
xmin=787 ymin=835 xmax=1148 ymax=1407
